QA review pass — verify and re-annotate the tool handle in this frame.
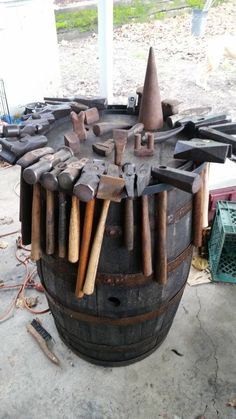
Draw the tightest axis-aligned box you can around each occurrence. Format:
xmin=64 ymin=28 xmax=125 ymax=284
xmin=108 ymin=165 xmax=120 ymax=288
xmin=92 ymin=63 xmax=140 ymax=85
xmin=68 ymin=195 xmax=80 ymax=263
xmin=75 ymin=199 xmax=95 ymax=298
xmin=155 ymin=191 xmax=167 ymax=284
xmin=46 ymin=190 xmax=55 ymax=255
xmin=124 ymin=198 xmax=134 ymax=251
xmin=83 ymin=199 xmax=110 ymax=295
xmin=152 ymin=165 xmax=202 ymax=194
xmin=26 ymin=324 xmax=60 ymax=365
xmin=58 ymin=191 xmax=68 ymax=258
xmin=31 ymin=183 xmax=42 ymax=261
xmin=141 ymin=195 xmax=152 ymax=277
xmin=20 ymin=169 xmax=33 ymax=246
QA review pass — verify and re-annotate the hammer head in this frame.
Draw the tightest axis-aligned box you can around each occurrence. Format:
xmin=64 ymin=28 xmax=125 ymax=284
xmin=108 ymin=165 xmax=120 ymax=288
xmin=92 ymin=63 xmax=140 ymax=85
xmin=174 ymin=139 xmax=231 ymax=163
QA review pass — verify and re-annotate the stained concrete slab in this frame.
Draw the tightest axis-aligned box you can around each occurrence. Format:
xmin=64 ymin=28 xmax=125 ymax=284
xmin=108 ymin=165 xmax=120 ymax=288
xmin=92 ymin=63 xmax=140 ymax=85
xmin=0 ymin=165 xmax=236 ymax=419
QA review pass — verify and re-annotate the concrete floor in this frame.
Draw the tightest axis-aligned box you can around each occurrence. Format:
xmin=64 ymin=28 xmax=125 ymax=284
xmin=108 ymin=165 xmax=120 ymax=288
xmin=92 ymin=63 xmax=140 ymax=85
xmin=0 ymin=165 xmax=236 ymax=419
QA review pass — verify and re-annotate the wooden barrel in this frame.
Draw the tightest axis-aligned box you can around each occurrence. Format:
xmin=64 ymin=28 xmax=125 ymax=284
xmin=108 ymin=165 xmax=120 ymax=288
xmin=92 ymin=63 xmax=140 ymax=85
xmin=37 ymin=186 xmax=194 ymax=366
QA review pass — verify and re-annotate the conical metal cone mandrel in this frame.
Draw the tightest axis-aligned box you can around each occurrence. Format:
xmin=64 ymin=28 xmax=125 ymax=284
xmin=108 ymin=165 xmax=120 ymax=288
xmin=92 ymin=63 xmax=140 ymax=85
xmin=138 ymin=47 xmax=163 ymax=130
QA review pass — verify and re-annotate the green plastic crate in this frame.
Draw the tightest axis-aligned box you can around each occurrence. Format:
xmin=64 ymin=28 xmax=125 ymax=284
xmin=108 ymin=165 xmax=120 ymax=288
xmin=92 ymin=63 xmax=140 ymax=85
xmin=208 ymin=201 xmax=236 ymax=283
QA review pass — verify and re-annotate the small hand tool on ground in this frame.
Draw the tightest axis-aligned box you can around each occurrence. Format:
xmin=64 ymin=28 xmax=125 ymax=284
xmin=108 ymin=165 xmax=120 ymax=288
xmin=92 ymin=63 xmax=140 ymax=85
xmin=92 ymin=138 xmax=114 ymax=156
xmin=123 ymin=163 xmax=136 ymax=251
xmin=44 ymin=95 xmax=108 ymax=111
xmin=26 ymin=318 xmax=60 ymax=365
xmin=0 ymin=135 xmax=48 ymax=164
xmin=134 ymin=132 xmax=154 ymax=157
xmin=73 ymin=160 xmax=105 ymax=202
xmin=16 ymin=147 xmax=55 ymax=246
xmin=70 ymin=111 xmax=87 ymax=141
xmin=136 ymin=163 xmax=152 ymax=276
xmin=151 ymin=165 xmax=202 ymax=194
xmin=174 ymin=138 xmax=231 ymax=163
xmin=198 ymin=126 xmax=236 ymax=154
xmin=82 ymin=164 xmax=125 ymax=296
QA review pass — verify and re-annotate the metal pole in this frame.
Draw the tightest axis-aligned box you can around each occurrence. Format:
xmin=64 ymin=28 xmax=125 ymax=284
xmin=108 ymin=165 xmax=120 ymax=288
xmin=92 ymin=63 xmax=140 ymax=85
xmin=97 ymin=0 xmax=113 ymax=104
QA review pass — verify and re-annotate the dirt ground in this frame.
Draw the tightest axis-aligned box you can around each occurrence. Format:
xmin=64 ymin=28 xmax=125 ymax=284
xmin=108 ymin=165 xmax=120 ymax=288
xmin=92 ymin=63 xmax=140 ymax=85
xmin=57 ymin=1 xmax=236 ymax=120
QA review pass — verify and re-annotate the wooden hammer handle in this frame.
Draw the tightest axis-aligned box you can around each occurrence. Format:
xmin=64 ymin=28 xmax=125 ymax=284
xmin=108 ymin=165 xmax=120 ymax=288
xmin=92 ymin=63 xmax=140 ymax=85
xmin=141 ymin=195 xmax=152 ymax=277
xmin=31 ymin=183 xmax=42 ymax=261
xmin=83 ymin=199 xmax=110 ymax=295
xmin=75 ymin=199 xmax=95 ymax=298
xmin=46 ymin=189 xmax=55 ymax=255
xmin=124 ymin=198 xmax=134 ymax=251
xmin=68 ymin=195 xmax=80 ymax=263
xmin=58 ymin=191 xmax=67 ymax=258
xmin=155 ymin=191 xmax=168 ymax=285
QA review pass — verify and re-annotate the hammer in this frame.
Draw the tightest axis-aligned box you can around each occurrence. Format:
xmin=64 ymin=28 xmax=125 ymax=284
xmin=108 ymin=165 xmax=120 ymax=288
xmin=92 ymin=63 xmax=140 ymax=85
xmin=82 ymin=164 xmax=125 ymax=296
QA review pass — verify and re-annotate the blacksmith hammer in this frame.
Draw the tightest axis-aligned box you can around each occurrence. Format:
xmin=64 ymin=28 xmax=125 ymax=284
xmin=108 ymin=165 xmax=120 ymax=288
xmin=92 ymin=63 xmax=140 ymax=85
xmin=167 ymin=113 xmax=231 ymax=137
xmin=198 ymin=126 xmax=236 ymax=154
xmin=174 ymin=138 xmax=231 ymax=163
xmin=0 ymin=135 xmax=48 ymax=164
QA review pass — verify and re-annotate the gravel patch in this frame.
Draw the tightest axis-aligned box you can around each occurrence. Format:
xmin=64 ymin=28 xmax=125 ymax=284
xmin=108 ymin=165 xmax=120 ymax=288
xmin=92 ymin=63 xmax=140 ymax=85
xmin=58 ymin=2 xmax=236 ymax=118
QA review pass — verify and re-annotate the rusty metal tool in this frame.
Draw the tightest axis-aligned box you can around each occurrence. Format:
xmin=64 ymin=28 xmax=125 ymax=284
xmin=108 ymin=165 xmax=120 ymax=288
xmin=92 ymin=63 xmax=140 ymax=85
xmin=151 ymin=165 xmax=202 ymax=194
xmin=134 ymin=132 xmax=154 ymax=157
xmin=198 ymin=126 xmax=236 ymax=154
xmin=113 ymin=130 xmax=127 ymax=166
xmin=44 ymin=95 xmax=108 ymax=111
xmin=93 ymin=121 xmax=132 ymax=137
xmin=0 ymin=135 xmax=48 ymax=164
xmin=138 ymin=47 xmax=163 ymax=130
xmin=92 ymin=138 xmax=114 ymax=156
xmin=73 ymin=160 xmax=105 ymax=202
xmin=64 ymin=131 xmax=80 ymax=154
xmin=141 ymin=125 xmax=184 ymax=144
xmin=174 ymin=138 xmax=231 ymax=163
xmin=83 ymin=164 xmax=125 ymax=296
xmin=136 ymin=163 xmax=151 ymax=197
xmin=97 ymin=163 xmax=125 ymax=202
xmin=167 ymin=113 xmax=229 ymax=129
xmin=84 ymin=107 xmax=100 ymax=125
xmin=155 ymin=191 xmax=168 ymax=285
xmin=161 ymin=98 xmax=182 ymax=119
xmin=58 ymin=157 xmax=89 ymax=192
xmin=123 ymin=163 xmax=136 ymax=251
xmin=23 ymin=146 xmax=73 ymax=185
xmin=70 ymin=110 xmax=87 ymax=141
xmin=209 ymin=121 xmax=236 ymax=134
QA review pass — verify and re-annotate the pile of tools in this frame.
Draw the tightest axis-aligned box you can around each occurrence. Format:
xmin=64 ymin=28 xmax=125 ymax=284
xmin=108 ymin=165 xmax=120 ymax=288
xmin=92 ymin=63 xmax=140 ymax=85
xmin=0 ymin=47 xmax=235 ymax=298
